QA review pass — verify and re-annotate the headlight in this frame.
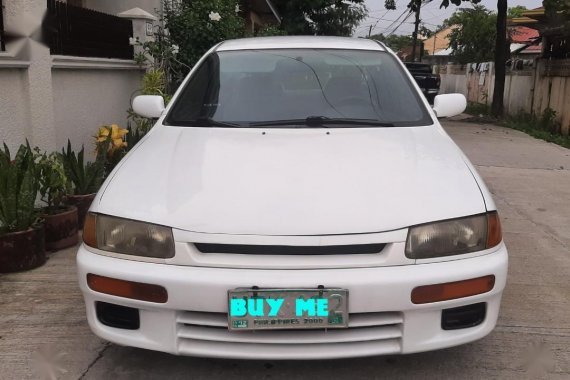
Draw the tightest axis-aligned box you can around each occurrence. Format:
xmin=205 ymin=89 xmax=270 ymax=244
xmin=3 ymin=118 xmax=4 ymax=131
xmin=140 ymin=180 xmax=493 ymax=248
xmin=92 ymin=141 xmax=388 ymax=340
xmin=83 ymin=213 xmax=175 ymax=258
xmin=405 ymin=212 xmax=502 ymax=259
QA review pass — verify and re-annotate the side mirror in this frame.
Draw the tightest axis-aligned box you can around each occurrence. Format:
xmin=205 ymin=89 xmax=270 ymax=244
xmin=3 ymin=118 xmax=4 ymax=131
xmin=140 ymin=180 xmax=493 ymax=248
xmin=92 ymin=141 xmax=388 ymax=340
xmin=132 ymin=95 xmax=165 ymax=119
xmin=432 ymin=94 xmax=467 ymax=118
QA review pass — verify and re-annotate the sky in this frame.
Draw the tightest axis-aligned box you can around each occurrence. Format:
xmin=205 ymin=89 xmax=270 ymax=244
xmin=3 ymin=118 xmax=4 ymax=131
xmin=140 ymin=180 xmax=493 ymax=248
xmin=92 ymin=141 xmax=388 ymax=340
xmin=355 ymin=0 xmax=544 ymax=37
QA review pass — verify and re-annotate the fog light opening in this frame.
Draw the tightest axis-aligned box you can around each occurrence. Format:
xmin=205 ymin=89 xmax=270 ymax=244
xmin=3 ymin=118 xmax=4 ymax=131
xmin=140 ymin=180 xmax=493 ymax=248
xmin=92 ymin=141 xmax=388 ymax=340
xmin=442 ymin=302 xmax=486 ymax=330
xmin=96 ymin=302 xmax=140 ymax=330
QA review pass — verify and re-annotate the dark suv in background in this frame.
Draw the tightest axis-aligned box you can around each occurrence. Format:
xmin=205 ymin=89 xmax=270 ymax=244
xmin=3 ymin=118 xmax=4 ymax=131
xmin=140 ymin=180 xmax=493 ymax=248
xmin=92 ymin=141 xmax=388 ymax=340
xmin=404 ymin=63 xmax=440 ymax=104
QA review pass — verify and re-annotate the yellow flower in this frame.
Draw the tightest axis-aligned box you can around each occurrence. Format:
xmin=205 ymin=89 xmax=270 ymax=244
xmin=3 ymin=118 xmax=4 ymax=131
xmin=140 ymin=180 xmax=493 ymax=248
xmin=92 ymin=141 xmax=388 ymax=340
xmin=99 ymin=127 xmax=110 ymax=137
xmin=95 ymin=124 xmax=129 ymax=153
xmin=110 ymin=124 xmax=128 ymax=139
xmin=96 ymin=127 xmax=110 ymax=143
xmin=112 ymin=138 xmax=127 ymax=150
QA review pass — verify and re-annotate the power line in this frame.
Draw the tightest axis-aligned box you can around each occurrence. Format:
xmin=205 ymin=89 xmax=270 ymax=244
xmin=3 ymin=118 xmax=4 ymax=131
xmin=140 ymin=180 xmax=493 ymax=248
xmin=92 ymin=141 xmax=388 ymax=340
xmin=382 ymin=9 xmax=410 ymax=35
xmin=366 ymin=0 xmax=403 ymax=36
xmin=387 ymin=10 xmax=414 ymax=36
xmin=357 ymin=0 xmax=443 ymax=37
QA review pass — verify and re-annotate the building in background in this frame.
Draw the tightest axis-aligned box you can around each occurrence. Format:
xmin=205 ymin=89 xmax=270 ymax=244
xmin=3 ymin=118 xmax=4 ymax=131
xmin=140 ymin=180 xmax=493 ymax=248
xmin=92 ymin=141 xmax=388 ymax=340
xmin=422 ymin=23 xmax=542 ymax=66
xmin=510 ymin=7 xmax=569 ymax=60
xmin=422 ymin=26 xmax=454 ymax=56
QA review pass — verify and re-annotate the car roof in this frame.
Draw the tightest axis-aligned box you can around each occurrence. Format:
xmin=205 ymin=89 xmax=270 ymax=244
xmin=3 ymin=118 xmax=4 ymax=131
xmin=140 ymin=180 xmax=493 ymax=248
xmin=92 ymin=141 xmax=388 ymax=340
xmin=216 ymin=36 xmax=386 ymax=52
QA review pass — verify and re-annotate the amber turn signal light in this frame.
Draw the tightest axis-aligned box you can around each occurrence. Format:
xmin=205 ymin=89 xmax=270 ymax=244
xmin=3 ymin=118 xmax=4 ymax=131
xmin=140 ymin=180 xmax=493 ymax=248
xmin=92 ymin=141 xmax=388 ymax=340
xmin=486 ymin=211 xmax=502 ymax=249
xmin=87 ymin=274 xmax=168 ymax=303
xmin=83 ymin=213 xmax=97 ymax=248
xmin=411 ymin=275 xmax=495 ymax=304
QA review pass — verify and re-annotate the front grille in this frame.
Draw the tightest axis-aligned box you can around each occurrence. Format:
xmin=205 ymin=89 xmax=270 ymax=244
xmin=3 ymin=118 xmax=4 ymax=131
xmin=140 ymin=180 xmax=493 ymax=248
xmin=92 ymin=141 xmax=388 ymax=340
xmin=175 ymin=310 xmax=403 ymax=358
xmin=194 ymin=243 xmax=386 ymax=255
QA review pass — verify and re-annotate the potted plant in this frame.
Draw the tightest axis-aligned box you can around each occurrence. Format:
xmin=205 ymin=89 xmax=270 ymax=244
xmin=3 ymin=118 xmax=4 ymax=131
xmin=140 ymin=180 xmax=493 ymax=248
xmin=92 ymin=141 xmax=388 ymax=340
xmin=61 ymin=141 xmax=104 ymax=228
xmin=35 ymin=149 xmax=78 ymax=251
xmin=0 ymin=143 xmax=46 ymax=273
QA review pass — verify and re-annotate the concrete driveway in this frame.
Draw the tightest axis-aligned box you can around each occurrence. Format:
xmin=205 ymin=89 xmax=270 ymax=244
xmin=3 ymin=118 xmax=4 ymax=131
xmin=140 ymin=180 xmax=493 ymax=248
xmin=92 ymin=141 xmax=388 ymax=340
xmin=1 ymin=120 xmax=569 ymax=379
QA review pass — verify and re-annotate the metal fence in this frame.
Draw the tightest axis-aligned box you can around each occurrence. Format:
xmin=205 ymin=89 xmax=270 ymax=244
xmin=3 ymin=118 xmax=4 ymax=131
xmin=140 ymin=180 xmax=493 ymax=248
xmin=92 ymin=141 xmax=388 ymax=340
xmin=0 ymin=1 xmax=5 ymax=52
xmin=47 ymin=0 xmax=134 ymax=59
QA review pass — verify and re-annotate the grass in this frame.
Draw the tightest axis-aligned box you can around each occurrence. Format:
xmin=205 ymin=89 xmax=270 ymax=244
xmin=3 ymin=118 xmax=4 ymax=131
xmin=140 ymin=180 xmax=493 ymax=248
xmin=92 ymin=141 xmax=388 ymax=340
xmin=501 ymin=115 xmax=570 ymax=150
xmin=464 ymin=102 xmax=570 ymax=150
xmin=465 ymin=102 xmax=492 ymax=116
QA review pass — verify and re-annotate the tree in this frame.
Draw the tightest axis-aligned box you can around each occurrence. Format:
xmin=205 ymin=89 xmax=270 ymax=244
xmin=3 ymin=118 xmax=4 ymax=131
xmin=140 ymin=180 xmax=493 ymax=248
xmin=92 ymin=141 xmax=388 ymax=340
xmin=445 ymin=6 xmax=496 ymax=64
xmin=508 ymin=5 xmax=527 ymax=18
xmin=543 ymin=0 xmax=570 ymax=29
xmin=272 ymin=0 xmax=368 ymax=36
xmin=369 ymin=34 xmax=413 ymax=52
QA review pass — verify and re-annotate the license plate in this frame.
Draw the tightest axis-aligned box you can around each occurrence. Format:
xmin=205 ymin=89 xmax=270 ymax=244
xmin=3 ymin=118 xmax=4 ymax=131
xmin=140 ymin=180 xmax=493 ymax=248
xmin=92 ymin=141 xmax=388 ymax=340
xmin=227 ymin=288 xmax=349 ymax=331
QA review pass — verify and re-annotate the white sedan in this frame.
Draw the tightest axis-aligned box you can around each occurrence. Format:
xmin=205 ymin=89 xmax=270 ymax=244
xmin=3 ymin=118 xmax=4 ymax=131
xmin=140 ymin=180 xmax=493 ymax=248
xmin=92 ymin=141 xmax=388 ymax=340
xmin=78 ymin=36 xmax=508 ymax=359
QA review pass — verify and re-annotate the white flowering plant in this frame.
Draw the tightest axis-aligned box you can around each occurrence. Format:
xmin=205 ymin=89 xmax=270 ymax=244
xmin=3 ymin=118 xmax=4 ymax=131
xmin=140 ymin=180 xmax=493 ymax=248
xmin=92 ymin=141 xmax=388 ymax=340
xmin=129 ymin=23 xmax=191 ymax=144
xmin=133 ymin=23 xmax=190 ymax=95
xmin=164 ymin=0 xmax=245 ymax=68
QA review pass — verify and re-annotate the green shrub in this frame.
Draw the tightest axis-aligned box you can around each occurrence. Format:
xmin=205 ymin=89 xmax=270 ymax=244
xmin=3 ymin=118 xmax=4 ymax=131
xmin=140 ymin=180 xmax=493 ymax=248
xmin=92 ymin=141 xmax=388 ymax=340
xmin=0 ymin=143 xmax=40 ymax=234
xmin=34 ymin=149 xmax=69 ymax=214
xmin=61 ymin=140 xmax=104 ymax=195
xmin=255 ymin=25 xmax=287 ymax=37
xmin=164 ymin=0 xmax=245 ymax=69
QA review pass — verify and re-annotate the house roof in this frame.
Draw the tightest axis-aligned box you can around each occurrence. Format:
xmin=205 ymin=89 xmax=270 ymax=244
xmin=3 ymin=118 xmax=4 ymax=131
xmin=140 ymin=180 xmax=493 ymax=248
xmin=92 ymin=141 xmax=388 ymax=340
xmin=217 ymin=36 xmax=386 ymax=52
xmin=510 ymin=26 xmax=540 ymax=43
xmin=509 ymin=26 xmax=542 ymax=54
xmin=509 ymin=7 xmax=547 ymax=29
xmin=117 ymin=7 xmax=158 ymax=21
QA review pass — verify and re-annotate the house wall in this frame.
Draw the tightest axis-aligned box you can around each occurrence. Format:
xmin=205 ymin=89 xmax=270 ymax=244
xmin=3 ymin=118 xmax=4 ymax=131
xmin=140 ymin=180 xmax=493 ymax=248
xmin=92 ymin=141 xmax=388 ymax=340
xmin=0 ymin=69 xmax=31 ymax=152
xmin=51 ymin=68 xmax=143 ymax=156
xmin=439 ymin=60 xmax=570 ymax=135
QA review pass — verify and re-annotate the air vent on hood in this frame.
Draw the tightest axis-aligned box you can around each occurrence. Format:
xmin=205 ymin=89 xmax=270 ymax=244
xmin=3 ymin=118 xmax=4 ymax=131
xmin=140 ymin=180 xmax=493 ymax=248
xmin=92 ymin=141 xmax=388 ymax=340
xmin=193 ymin=243 xmax=386 ymax=255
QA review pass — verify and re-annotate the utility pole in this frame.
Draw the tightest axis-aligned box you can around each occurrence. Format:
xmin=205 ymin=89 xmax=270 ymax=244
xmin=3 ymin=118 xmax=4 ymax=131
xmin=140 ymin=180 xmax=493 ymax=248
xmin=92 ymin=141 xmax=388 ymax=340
xmin=491 ymin=0 xmax=508 ymax=116
xmin=411 ymin=0 xmax=422 ymax=62
xmin=368 ymin=24 xmax=373 ymax=38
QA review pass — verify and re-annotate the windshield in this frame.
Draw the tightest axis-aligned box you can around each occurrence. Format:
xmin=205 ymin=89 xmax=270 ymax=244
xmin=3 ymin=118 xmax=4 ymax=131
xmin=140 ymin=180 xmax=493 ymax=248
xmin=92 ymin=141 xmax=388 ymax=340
xmin=165 ymin=49 xmax=433 ymax=128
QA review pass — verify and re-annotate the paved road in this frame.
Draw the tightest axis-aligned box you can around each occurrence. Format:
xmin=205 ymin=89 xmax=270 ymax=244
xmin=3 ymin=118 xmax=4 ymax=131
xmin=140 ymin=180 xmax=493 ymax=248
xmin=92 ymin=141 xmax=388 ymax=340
xmin=1 ymin=120 xmax=569 ymax=379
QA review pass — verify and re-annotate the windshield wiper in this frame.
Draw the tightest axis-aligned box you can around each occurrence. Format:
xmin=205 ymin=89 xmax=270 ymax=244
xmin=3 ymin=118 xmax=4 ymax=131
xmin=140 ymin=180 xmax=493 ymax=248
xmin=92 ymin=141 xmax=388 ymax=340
xmin=306 ymin=116 xmax=395 ymax=127
xmin=250 ymin=116 xmax=395 ymax=128
xmin=171 ymin=117 xmax=243 ymax=128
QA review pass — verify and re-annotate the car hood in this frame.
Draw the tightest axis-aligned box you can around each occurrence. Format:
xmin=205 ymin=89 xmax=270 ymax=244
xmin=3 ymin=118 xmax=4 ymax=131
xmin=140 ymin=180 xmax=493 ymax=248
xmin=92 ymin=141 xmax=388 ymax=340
xmin=96 ymin=125 xmax=486 ymax=236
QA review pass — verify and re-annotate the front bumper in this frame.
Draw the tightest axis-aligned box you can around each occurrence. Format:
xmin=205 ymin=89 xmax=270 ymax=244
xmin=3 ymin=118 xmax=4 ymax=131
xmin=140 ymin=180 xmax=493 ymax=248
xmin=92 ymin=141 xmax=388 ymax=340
xmin=77 ymin=244 xmax=508 ymax=359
